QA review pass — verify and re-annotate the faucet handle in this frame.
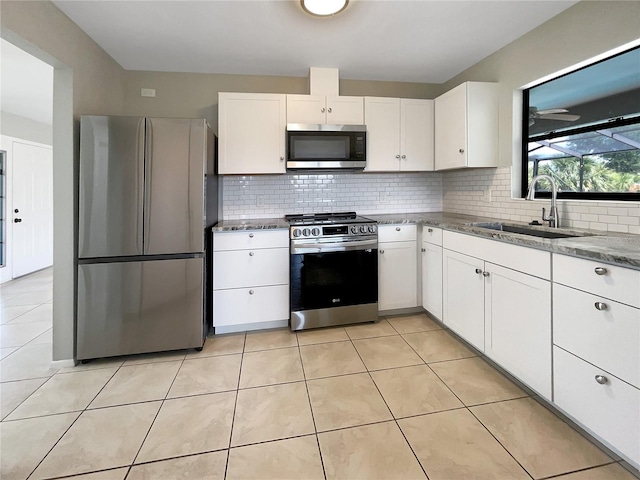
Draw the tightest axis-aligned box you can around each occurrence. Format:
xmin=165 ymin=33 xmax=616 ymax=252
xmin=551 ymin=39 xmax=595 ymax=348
xmin=542 ymin=207 xmax=548 ymax=221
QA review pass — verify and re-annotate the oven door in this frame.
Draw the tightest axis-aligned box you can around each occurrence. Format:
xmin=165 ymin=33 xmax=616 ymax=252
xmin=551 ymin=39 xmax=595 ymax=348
xmin=290 ymin=238 xmax=378 ymax=313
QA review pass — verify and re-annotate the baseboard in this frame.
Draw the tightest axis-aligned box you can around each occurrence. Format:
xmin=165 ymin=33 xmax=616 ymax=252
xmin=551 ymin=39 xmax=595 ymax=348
xmin=214 ymin=319 xmax=289 ymax=335
xmin=51 ymin=359 xmax=76 ymax=368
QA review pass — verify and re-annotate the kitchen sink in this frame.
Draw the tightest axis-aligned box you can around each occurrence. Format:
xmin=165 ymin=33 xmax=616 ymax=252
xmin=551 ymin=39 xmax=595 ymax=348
xmin=470 ymin=222 xmax=585 ymax=239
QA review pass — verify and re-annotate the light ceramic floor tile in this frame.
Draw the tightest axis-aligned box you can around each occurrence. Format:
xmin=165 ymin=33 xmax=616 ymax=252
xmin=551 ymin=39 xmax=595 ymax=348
xmin=296 ymin=326 xmax=349 ymax=346
xmin=67 ymin=468 xmax=129 ymax=479
xmin=1 ymin=290 xmax=52 ymax=307
xmin=471 ymin=397 xmax=612 ymax=479
xmin=89 ymin=361 xmax=181 ymax=408
xmin=186 ymin=333 xmax=245 ymax=357
xmin=0 ymin=320 xmax=52 ymax=348
xmin=136 ymin=392 xmax=235 ymax=463
xmin=0 ymin=305 xmax=37 ymax=324
xmin=370 ymin=365 xmax=463 ymax=418
xmin=387 ymin=313 xmax=442 ymax=334
xmin=300 ymin=341 xmax=366 ymax=379
xmin=0 ymin=412 xmax=80 ymax=480
xmin=402 ymin=330 xmax=477 ymax=363
xmin=430 ymin=357 xmax=527 ymax=406
xmin=399 ymin=409 xmax=531 ymax=480
xmin=307 ymin=373 xmax=392 ymax=432
xmin=231 ymin=382 xmax=314 ymax=447
xmin=352 ymin=335 xmax=423 ymax=371
xmin=244 ymin=328 xmax=298 ymax=352
xmin=553 ymin=463 xmax=639 ymax=480
xmin=28 ymin=328 xmax=52 ymax=345
xmin=129 ymin=451 xmax=227 ymax=480
xmin=31 ymin=402 xmax=161 ymax=480
xmin=0 ymin=346 xmax=18 ymax=360
xmin=59 ymin=357 xmax=125 ymax=373
xmin=319 ymin=421 xmax=427 ymax=480
xmin=0 ymin=377 xmax=49 ymax=420
xmin=7 ymin=304 xmax=52 ymax=324
xmin=6 ymin=368 xmax=117 ymax=420
xmin=168 ymin=354 xmax=241 ymax=397
xmin=239 ymin=347 xmax=304 ymax=388
xmin=122 ymin=349 xmax=187 ymax=366
xmin=0 ymin=342 xmax=58 ymax=382
xmin=344 ymin=319 xmax=397 ymax=340
xmin=227 ymin=435 xmax=324 ymax=480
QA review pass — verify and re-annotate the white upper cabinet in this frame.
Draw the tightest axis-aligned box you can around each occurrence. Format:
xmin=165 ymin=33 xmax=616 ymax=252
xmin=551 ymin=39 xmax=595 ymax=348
xmin=434 ymin=82 xmax=498 ymax=170
xmin=365 ymin=97 xmax=434 ymax=172
xmin=287 ymin=95 xmax=364 ymax=125
xmin=218 ymin=92 xmax=286 ymax=174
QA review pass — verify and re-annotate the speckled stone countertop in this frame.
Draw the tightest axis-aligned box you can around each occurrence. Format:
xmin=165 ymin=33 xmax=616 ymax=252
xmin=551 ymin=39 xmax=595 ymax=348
xmin=212 ymin=212 xmax=640 ymax=270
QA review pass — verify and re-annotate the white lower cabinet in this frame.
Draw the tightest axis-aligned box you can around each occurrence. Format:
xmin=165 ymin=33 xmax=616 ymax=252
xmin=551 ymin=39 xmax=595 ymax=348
xmin=213 ymin=285 xmax=289 ymax=328
xmin=421 ymin=239 xmax=442 ymax=320
xmin=554 ymin=346 xmax=640 ymax=464
xmin=378 ymin=224 xmax=417 ymax=311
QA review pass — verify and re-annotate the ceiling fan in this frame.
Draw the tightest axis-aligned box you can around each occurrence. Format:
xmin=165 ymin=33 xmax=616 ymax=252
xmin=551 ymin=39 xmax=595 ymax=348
xmin=529 ymin=107 xmax=581 ymax=127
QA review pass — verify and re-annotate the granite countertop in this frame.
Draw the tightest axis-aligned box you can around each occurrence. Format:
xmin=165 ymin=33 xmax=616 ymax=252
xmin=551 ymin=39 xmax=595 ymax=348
xmin=212 ymin=212 xmax=640 ymax=270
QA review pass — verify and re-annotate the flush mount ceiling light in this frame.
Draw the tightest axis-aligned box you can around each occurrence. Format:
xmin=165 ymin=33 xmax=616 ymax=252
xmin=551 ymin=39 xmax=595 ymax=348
xmin=301 ymin=0 xmax=349 ymax=17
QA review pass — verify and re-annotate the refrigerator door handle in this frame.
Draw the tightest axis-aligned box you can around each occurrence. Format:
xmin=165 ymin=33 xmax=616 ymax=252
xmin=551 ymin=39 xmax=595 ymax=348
xmin=137 ymin=118 xmax=146 ymax=254
xmin=143 ymin=118 xmax=153 ymax=254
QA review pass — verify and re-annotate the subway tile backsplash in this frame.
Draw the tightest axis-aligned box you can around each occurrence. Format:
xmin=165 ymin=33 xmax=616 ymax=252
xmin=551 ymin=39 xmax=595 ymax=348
xmin=222 ymin=172 xmax=443 ymax=219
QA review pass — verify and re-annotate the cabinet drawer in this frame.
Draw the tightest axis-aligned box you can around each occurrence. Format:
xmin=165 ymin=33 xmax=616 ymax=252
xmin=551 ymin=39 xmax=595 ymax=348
xmin=213 ymin=229 xmax=289 ymax=251
xmin=422 ymin=225 xmax=443 ymax=246
xmin=378 ymin=224 xmax=417 ymax=242
xmin=553 ymin=254 xmax=640 ymax=308
xmin=213 ymin=285 xmax=289 ymax=327
xmin=213 ymin=248 xmax=289 ymax=289
xmin=554 ymin=346 xmax=640 ymax=464
xmin=553 ymin=283 xmax=639 ymax=388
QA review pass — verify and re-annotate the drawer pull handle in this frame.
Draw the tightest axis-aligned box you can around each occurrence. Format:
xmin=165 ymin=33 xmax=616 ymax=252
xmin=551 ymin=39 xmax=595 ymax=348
xmin=396 ymin=227 xmax=401 ymax=231
xmin=421 ymin=248 xmax=426 ymax=252
xmin=594 ymin=267 xmax=608 ymax=275
xmin=249 ymin=289 xmax=254 ymax=295
xmin=249 ymin=252 xmax=254 ymax=256
xmin=249 ymin=233 xmax=254 ymax=238
xmin=380 ymin=250 xmax=385 ymax=254
xmin=475 ymin=268 xmax=482 ymax=274
xmin=595 ymin=375 xmax=608 ymax=385
xmin=594 ymin=301 xmax=608 ymax=311
xmin=428 ymin=228 xmax=433 ymax=233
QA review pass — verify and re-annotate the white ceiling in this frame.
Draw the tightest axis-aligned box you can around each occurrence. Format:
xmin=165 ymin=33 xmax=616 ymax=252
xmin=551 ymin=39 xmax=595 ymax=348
xmin=52 ymin=0 xmax=579 ymax=83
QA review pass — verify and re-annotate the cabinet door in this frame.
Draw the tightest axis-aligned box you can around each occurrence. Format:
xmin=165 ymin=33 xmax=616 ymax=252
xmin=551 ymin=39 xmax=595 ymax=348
xmin=327 ymin=96 xmax=364 ymax=124
xmin=379 ymin=241 xmax=417 ymax=310
xmin=400 ymin=99 xmax=434 ymax=171
xmin=442 ymin=249 xmax=484 ymax=350
xmin=364 ymin=97 xmax=401 ymax=172
xmin=286 ymin=95 xmax=326 ymax=124
xmin=422 ymin=242 xmax=442 ymax=319
xmin=213 ymin=247 xmax=289 ymax=290
xmin=485 ymin=262 xmax=551 ymax=399
xmin=435 ymin=83 xmax=467 ymax=170
xmin=218 ymin=93 xmax=286 ymax=174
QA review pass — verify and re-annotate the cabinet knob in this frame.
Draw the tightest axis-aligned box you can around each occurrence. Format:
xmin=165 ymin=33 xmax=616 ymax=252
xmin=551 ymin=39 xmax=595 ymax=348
xmin=396 ymin=227 xmax=401 ymax=231
xmin=395 ymin=155 xmax=401 ymax=159
xmin=475 ymin=268 xmax=483 ymax=274
xmin=482 ymin=271 xmax=490 ymax=277
xmin=249 ymin=251 xmax=254 ymax=256
xmin=428 ymin=228 xmax=433 ymax=233
xmin=459 ymin=148 xmax=465 ymax=154
xmin=594 ymin=267 xmax=608 ymax=276
xmin=594 ymin=375 xmax=608 ymax=385
xmin=249 ymin=289 xmax=254 ymax=295
xmin=321 ymin=107 xmax=326 ymax=113
xmin=594 ymin=301 xmax=608 ymax=311
xmin=327 ymin=107 xmax=332 ymax=113
xmin=280 ymin=156 xmax=284 ymax=161
xmin=380 ymin=250 xmax=385 ymax=254
xmin=249 ymin=233 xmax=254 ymax=238
xmin=421 ymin=248 xmax=426 ymax=252
xmin=401 ymin=155 xmax=406 ymax=159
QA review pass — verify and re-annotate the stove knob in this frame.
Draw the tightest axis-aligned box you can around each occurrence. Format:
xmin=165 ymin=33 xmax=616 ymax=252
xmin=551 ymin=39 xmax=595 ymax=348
xmin=359 ymin=225 xmax=367 ymax=233
xmin=312 ymin=227 xmax=320 ymax=236
xmin=368 ymin=225 xmax=376 ymax=233
xmin=292 ymin=228 xmax=301 ymax=238
xmin=303 ymin=228 xmax=310 ymax=236
xmin=350 ymin=226 xmax=358 ymax=234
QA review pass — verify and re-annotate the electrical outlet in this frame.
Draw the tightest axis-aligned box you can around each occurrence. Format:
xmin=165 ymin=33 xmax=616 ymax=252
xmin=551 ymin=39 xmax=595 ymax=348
xmin=379 ymin=191 xmax=388 ymax=203
xmin=256 ymin=195 xmax=265 ymax=207
xmin=141 ymin=88 xmax=156 ymax=97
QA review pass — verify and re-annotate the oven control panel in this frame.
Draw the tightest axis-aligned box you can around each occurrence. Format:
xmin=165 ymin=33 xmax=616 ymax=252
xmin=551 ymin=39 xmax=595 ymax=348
xmin=291 ymin=223 xmax=377 ymax=239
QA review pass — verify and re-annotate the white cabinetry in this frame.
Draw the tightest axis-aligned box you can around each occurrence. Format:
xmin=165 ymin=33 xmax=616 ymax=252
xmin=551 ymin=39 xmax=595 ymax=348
xmin=434 ymin=82 xmax=498 ymax=170
xmin=286 ymin=95 xmax=364 ymax=125
xmin=213 ymin=229 xmax=289 ymax=332
xmin=378 ymin=224 xmax=418 ymax=311
xmin=421 ymin=226 xmax=442 ymax=320
xmin=552 ymin=254 xmax=640 ymax=465
xmin=442 ymin=231 xmax=552 ymax=398
xmin=364 ymin=97 xmax=434 ymax=172
xmin=218 ymin=93 xmax=286 ymax=174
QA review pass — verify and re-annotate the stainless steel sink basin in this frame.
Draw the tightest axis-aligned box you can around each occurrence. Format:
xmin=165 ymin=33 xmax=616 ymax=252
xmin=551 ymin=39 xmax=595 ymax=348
xmin=470 ymin=222 xmax=585 ymax=239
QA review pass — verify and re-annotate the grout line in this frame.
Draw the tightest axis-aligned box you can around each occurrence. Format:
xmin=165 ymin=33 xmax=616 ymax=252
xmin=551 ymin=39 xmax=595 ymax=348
xmin=223 ymin=332 xmax=247 ymax=479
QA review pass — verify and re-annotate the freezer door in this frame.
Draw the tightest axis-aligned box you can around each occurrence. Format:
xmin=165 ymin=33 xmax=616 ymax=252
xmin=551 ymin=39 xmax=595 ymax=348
xmin=79 ymin=116 xmax=144 ymax=258
xmin=144 ymin=118 xmax=207 ymax=255
xmin=76 ymin=258 xmax=204 ymax=360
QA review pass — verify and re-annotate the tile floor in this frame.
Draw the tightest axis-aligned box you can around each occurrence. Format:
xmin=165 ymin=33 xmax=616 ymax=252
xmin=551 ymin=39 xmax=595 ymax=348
xmin=1 ymin=268 xmax=639 ymax=479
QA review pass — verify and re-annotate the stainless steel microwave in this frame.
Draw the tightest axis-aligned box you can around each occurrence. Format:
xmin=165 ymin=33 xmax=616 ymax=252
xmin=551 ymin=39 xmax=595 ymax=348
xmin=286 ymin=124 xmax=366 ymax=171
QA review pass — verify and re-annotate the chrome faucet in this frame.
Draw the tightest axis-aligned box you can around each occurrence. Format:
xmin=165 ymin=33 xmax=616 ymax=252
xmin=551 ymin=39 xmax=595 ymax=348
xmin=526 ymin=174 xmax=559 ymax=228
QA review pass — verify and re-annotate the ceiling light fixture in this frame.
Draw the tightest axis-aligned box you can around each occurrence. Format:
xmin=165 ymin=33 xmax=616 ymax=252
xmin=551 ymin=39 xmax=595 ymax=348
xmin=301 ymin=0 xmax=349 ymax=17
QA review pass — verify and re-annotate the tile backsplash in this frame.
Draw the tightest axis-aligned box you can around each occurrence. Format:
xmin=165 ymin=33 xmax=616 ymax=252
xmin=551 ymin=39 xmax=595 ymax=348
xmin=443 ymin=167 xmax=640 ymax=234
xmin=222 ymin=172 xmax=443 ymax=219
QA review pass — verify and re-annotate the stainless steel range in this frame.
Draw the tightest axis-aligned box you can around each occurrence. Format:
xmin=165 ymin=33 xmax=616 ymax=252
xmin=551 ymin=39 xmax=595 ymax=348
xmin=286 ymin=212 xmax=378 ymax=331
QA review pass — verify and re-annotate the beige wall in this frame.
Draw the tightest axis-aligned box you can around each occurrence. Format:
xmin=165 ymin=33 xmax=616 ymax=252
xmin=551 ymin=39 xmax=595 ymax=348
xmin=1 ymin=0 xmax=128 ymax=361
xmin=0 ymin=111 xmax=53 ymax=145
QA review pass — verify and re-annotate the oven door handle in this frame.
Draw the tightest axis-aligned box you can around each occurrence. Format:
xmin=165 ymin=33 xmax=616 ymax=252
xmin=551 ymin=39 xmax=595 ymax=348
xmin=291 ymin=239 xmax=377 ymax=254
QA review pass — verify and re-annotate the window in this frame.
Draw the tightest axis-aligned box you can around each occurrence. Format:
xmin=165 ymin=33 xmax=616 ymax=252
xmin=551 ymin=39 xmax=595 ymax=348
xmin=522 ymin=46 xmax=640 ymax=200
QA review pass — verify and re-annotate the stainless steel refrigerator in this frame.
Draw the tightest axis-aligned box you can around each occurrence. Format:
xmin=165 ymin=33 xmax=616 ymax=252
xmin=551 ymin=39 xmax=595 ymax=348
xmin=77 ymin=116 xmax=218 ymax=360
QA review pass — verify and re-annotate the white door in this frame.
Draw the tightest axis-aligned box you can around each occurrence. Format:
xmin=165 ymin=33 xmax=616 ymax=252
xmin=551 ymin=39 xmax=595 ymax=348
xmin=379 ymin=240 xmax=417 ymax=310
xmin=421 ymin=241 xmax=443 ymax=319
xmin=364 ymin=97 xmax=400 ymax=172
xmin=400 ymin=99 xmax=434 ymax=171
xmin=12 ymin=142 xmax=53 ymax=277
xmin=326 ymin=96 xmax=364 ymax=125
xmin=286 ymin=95 xmax=326 ymax=124
xmin=435 ymin=83 xmax=467 ymax=170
